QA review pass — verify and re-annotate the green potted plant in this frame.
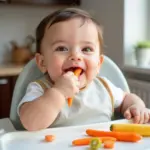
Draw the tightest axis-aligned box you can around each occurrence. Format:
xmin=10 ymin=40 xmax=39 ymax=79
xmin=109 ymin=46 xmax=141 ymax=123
xmin=134 ymin=41 xmax=150 ymax=67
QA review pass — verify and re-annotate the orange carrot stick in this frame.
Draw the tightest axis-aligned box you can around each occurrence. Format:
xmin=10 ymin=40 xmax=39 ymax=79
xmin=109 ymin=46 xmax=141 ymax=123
xmin=72 ymin=137 xmax=93 ymax=146
xmin=86 ymin=129 xmax=142 ymax=142
xmin=45 ymin=135 xmax=55 ymax=142
xmin=104 ymin=140 xmax=115 ymax=149
xmin=100 ymin=137 xmax=116 ymax=142
xmin=68 ymin=68 xmax=82 ymax=107
xmin=72 ymin=137 xmax=116 ymax=146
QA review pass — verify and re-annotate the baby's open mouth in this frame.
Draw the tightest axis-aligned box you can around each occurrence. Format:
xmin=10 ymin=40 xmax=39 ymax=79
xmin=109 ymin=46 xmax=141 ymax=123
xmin=64 ymin=67 xmax=84 ymax=75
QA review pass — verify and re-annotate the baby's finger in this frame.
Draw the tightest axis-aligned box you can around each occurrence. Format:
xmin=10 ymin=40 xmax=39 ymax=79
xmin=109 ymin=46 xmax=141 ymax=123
xmin=64 ymin=71 xmax=74 ymax=77
xmin=148 ymin=110 xmax=150 ymax=122
xmin=139 ymin=111 xmax=145 ymax=124
xmin=124 ymin=109 xmax=131 ymax=119
xmin=75 ymin=87 xmax=79 ymax=94
xmin=75 ymin=80 xmax=80 ymax=87
xmin=131 ymin=109 xmax=140 ymax=123
xmin=73 ymin=76 xmax=79 ymax=81
xmin=143 ymin=111 xmax=149 ymax=124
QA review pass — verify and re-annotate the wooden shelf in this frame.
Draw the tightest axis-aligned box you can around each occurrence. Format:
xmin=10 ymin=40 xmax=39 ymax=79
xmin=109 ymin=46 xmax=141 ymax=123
xmin=0 ymin=0 xmax=81 ymax=6
xmin=122 ymin=65 xmax=150 ymax=75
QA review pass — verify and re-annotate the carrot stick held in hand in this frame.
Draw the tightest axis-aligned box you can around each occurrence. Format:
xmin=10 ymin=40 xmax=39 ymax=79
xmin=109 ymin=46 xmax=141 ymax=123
xmin=67 ymin=68 xmax=82 ymax=107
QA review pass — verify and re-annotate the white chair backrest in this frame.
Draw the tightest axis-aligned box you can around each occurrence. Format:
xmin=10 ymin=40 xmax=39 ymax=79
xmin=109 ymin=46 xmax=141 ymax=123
xmin=10 ymin=58 xmax=43 ymax=130
xmin=99 ymin=56 xmax=130 ymax=92
xmin=10 ymin=55 xmax=130 ymax=130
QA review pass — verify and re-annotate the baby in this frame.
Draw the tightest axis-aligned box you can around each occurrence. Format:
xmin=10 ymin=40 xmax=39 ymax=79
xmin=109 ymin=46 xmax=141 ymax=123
xmin=18 ymin=8 xmax=150 ymax=131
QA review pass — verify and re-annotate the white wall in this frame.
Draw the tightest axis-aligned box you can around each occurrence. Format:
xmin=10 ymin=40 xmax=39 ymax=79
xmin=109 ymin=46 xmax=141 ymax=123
xmin=147 ymin=0 xmax=150 ymax=39
xmin=0 ymin=5 xmax=61 ymax=63
xmin=1 ymin=0 xmax=149 ymax=67
xmin=124 ymin=0 xmax=148 ymax=65
xmin=0 ymin=1 xmax=125 ymax=66
xmin=81 ymin=0 xmax=124 ymax=67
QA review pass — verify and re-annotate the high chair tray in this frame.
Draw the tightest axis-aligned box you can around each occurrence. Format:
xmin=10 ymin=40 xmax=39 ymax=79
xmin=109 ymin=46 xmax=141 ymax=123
xmin=0 ymin=119 xmax=150 ymax=150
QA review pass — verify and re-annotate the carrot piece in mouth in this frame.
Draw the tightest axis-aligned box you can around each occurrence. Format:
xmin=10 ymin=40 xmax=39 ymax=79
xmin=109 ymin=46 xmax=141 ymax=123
xmin=68 ymin=68 xmax=82 ymax=107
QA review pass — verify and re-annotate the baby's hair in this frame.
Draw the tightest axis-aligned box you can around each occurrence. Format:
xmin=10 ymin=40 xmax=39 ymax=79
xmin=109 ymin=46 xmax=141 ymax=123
xmin=36 ymin=7 xmax=103 ymax=54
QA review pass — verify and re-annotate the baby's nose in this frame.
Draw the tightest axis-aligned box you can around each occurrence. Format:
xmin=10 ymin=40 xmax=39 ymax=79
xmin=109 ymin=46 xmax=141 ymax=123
xmin=69 ymin=53 xmax=82 ymax=61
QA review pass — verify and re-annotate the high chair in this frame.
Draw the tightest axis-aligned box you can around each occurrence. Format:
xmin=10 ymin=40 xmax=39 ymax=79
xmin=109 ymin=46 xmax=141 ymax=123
xmin=10 ymin=56 xmax=130 ymax=130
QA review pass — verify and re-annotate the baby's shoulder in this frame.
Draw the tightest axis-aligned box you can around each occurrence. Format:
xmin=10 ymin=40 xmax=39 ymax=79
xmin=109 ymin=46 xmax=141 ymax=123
xmin=93 ymin=76 xmax=111 ymax=87
xmin=92 ymin=76 xmax=115 ymax=94
xmin=29 ymin=75 xmax=51 ymax=91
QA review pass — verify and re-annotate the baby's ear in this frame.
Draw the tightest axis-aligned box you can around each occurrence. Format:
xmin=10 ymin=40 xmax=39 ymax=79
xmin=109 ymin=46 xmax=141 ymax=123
xmin=35 ymin=53 xmax=47 ymax=73
xmin=97 ymin=55 xmax=104 ymax=74
xmin=99 ymin=55 xmax=104 ymax=66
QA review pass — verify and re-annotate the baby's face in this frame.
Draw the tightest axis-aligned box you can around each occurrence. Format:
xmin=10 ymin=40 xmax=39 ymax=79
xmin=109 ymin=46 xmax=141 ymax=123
xmin=40 ymin=18 xmax=103 ymax=88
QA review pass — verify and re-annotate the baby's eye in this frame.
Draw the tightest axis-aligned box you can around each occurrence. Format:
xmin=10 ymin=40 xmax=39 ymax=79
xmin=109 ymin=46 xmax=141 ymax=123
xmin=82 ymin=47 xmax=93 ymax=52
xmin=55 ymin=46 xmax=68 ymax=52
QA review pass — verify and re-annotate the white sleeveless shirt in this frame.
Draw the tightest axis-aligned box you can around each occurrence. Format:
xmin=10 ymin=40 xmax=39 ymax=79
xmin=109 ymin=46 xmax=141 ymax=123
xmin=17 ymin=76 xmax=124 ymax=128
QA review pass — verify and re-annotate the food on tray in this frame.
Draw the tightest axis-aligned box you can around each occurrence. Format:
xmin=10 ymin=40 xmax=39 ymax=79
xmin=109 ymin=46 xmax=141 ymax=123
xmin=110 ymin=123 xmax=150 ymax=136
xmin=45 ymin=135 xmax=55 ymax=142
xmin=72 ymin=137 xmax=116 ymax=146
xmin=90 ymin=138 xmax=102 ymax=150
xmin=99 ymin=136 xmax=116 ymax=142
xmin=67 ymin=68 xmax=82 ymax=107
xmin=72 ymin=137 xmax=94 ymax=146
xmin=86 ymin=129 xmax=142 ymax=142
xmin=103 ymin=140 xmax=115 ymax=149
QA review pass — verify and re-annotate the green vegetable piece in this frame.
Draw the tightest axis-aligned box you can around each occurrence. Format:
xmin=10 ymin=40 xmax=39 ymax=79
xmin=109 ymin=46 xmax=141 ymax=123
xmin=89 ymin=138 xmax=102 ymax=150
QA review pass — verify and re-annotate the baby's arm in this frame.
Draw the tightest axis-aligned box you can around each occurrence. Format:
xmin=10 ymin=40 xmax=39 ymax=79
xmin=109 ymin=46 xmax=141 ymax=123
xmin=20 ymin=87 xmax=66 ymax=131
xmin=101 ymin=77 xmax=150 ymax=124
xmin=119 ymin=93 xmax=150 ymax=124
xmin=19 ymin=72 xmax=79 ymax=131
xmin=119 ymin=93 xmax=145 ymax=114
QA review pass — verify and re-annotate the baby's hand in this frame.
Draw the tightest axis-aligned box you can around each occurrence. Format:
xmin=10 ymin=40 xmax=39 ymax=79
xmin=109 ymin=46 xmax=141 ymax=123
xmin=124 ymin=104 xmax=150 ymax=124
xmin=53 ymin=71 xmax=80 ymax=98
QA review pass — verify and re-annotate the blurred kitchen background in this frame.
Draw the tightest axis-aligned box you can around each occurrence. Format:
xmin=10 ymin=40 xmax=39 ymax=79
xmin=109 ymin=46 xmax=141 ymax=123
xmin=0 ymin=0 xmax=150 ymax=119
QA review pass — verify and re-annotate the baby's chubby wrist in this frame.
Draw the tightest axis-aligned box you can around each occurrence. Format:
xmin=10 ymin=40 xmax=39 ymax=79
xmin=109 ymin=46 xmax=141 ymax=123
xmin=52 ymin=85 xmax=68 ymax=99
xmin=51 ymin=87 xmax=66 ymax=98
xmin=44 ymin=87 xmax=66 ymax=107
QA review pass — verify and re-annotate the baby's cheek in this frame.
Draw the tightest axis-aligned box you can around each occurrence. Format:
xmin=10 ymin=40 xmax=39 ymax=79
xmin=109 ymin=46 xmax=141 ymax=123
xmin=86 ymin=68 xmax=98 ymax=82
xmin=87 ymin=61 xmax=100 ymax=75
xmin=47 ymin=64 xmax=62 ymax=81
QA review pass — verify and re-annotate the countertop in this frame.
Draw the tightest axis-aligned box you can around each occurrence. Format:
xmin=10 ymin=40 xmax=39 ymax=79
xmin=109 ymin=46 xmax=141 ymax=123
xmin=122 ymin=65 xmax=150 ymax=75
xmin=0 ymin=62 xmax=149 ymax=78
xmin=0 ymin=63 xmax=24 ymax=77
